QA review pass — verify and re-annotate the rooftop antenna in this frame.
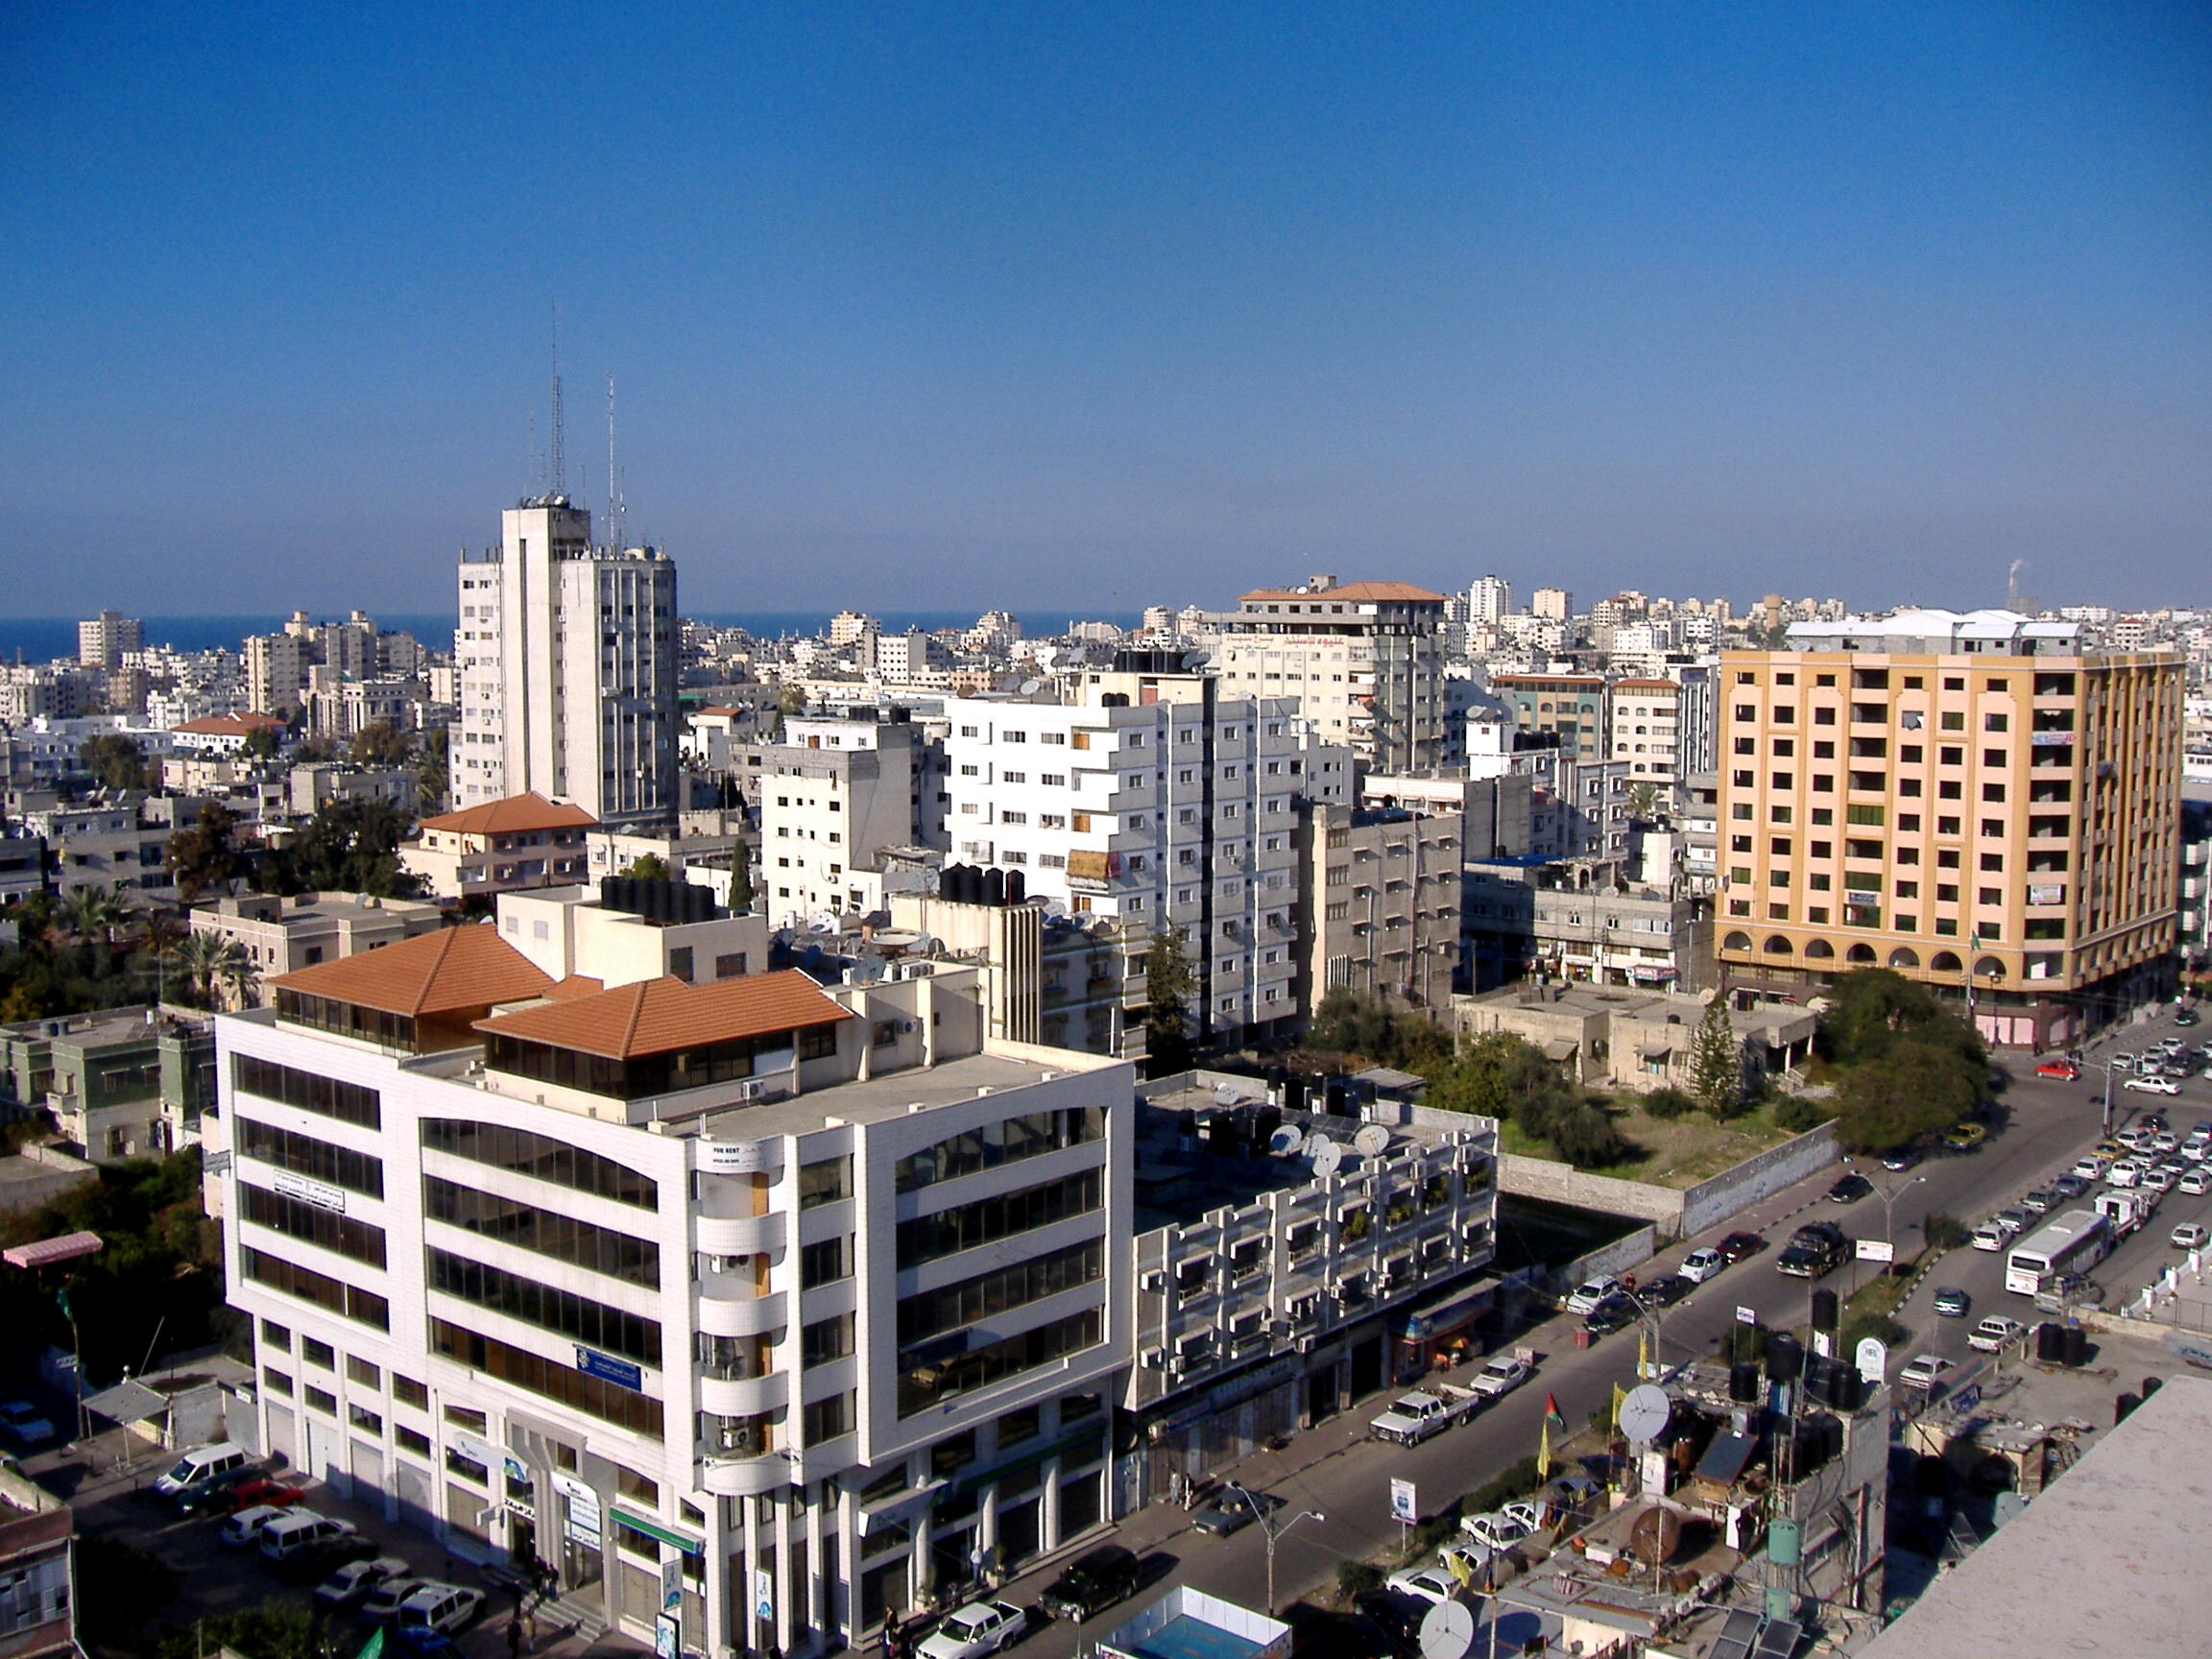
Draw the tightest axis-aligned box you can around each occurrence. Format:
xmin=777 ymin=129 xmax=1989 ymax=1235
xmin=608 ymin=372 xmax=627 ymax=551
xmin=548 ymin=301 xmax=565 ymax=501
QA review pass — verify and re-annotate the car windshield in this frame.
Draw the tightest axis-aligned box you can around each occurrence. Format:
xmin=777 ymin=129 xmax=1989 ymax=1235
xmin=945 ymin=1611 xmax=990 ymax=1636
xmin=166 ymin=1457 xmax=200 ymax=1482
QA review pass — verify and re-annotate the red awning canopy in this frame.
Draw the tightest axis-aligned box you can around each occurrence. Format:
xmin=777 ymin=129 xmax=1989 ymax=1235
xmin=2 ymin=1231 xmax=104 ymax=1269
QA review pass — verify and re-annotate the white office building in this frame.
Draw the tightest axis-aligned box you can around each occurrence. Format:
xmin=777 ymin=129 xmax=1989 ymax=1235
xmin=941 ymin=658 xmax=1352 ymax=1049
xmin=218 ymin=896 xmax=1132 ymax=1654
xmin=758 ymin=712 xmax=945 ymax=926
xmin=456 ymin=496 xmax=679 ymax=829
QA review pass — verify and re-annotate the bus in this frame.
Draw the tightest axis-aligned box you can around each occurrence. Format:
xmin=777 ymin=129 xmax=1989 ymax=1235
xmin=2005 ymin=1209 xmax=2111 ymax=1297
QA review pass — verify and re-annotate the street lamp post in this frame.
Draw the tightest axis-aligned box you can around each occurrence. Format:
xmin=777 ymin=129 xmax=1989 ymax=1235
xmin=1841 ymin=1165 xmax=1926 ymax=1298
xmin=1226 ymin=1482 xmax=1325 ymax=1617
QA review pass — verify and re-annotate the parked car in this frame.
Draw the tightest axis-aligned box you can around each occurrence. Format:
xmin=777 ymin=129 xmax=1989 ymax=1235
xmin=2114 ymin=1126 xmax=2150 ymax=1150
xmin=1718 ymin=1232 xmax=1767 ymax=1263
xmin=1943 ymin=1122 xmax=1989 ymax=1152
xmin=1193 ymin=1487 xmax=1282 ymax=1537
xmin=1898 ymin=1354 xmax=1955 ymax=1389
xmin=1459 ymin=1511 xmax=1533 ymax=1552
xmin=1881 ymin=1148 xmax=1922 ymax=1173
xmin=361 ymin=1577 xmax=431 ymax=1623
xmin=1995 ymin=1207 xmax=2031 ymax=1236
xmin=2071 ymin=1155 xmax=2113 ymax=1182
xmin=1382 ymin=1566 xmax=1458 ymax=1607
xmin=1638 ymin=1273 xmax=1691 ymax=1308
xmin=2173 ymin=1223 xmax=2210 ymax=1251
xmin=391 ymin=1583 xmax=484 ymax=1640
xmin=225 ymin=1478 xmax=307 ymax=1515
xmin=2019 ymin=1189 xmax=2058 ymax=1215
xmin=221 ymin=1503 xmax=306 ymax=1549
xmin=2176 ymin=1007 xmax=2201 ymax=1027
xmin=260 ymin=1512 xmax=357 ymax=1564
xmin=1680 ymin=1247 xmax=1727 ymax=1284
xmin=2034 ymin=1059 xmax=2080 ymax=1080
xmin=1932 ymin=1286 xmax=1971 ymax=1318
xmin=171 ymin=1466 xmax=260 ymax=1517
xmin=1968 ymin=1317 xmax=2026 ymax=1353
xmin=2178 ymin=1167 xmax=2212 ymax=1196
xmin=1564 ymin=1275 xmax=1623 ymax=1315
xmin=1970 ymin=1222 xmax=2008 ymax=1252
xmin=315 ymin=1556 xmax=411 ymax=1610
xmin=153 ymin=1441 xmax=251 ymax=1499
xmin=0 ymin=1402 xmax=57 ymax=1450
xmin=1468 ymin=1356 xmax=1532 ymax=1399
xmin=1826 ymin=1173 xmax=1873 ymax=1204
xmin=2051 ymin=1174 xmax=2090 ymax=1201
xmin=919 ymin=1600 xmax=1029 ymax=1659
xmin=1582 ymin=1293 xmax=1639 ymax=1335
xmin=1039 ymin=1544 xmax=1140 ymax=1622
xmin=2126 ymin=1076 xmax=2182 ymax=1096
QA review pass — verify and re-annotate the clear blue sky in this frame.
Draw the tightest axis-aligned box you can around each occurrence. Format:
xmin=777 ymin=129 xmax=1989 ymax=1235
xmin=2 ymin=2 xmax=2206 ymax=618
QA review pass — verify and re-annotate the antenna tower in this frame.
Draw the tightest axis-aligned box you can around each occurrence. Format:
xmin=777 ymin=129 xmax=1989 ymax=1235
xmin=548 ymin=302 xmax=565 ymax=500
xmin=608 ymin=373 xmax=626 ymax=551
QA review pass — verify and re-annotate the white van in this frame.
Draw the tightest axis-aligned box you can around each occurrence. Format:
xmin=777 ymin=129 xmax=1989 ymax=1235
xmin=259 ymin=1511 xmax=356 ymax=1562
xmin=153 ymin=1440 xmax=249 ymax=1497
xmin=1970 ymin=1222 xmax=2008 ymax=1253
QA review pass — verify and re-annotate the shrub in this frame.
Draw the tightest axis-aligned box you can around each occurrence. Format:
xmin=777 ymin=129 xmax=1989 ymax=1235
xmin=1923 ymin=1213 xmax=1969 ymax=1253
xmin=1839 ymin=1310 xmax=1907 ymax=1352
xmin=1773 ymin=1094 xmax=1832 ymax=1134
xmin=1642 ymin=1087 xmax=1696 ymax=1121
xmin=1336 ymin=1561 xmax=1383 ymax=1599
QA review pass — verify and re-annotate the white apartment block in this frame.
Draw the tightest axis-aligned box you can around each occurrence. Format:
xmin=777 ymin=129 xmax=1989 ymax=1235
xmin=457 ymin=496 xmax=679 ymax=829
xmin=759 ymin=714 xmax=944 ymax=926
xmin=1296 ymin=803 xmax=1464 ymax=1014
xmin=1214 ymin=577 xmax=1450 ymax=775
xmin=1607 ymin=678 xmax=1683 ymax=790
xmin=942 ymin=662 xmax=1352 ymax=1048
xmin=1466 ymin=575 xmax=1514 ymax=625
xmin=245 ymin=632 xmax=312 ymax=718
xmin=218 ymin=902 xmax=1133 ymax=1654
xmin=78 ymin=610 xmax=143 ymax=672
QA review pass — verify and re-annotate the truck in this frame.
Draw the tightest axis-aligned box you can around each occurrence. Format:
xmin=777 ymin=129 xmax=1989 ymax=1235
xmin=1777 ymin=1220 xmax=1849 ymax=1280
xmin=2094 ymin=1188 xmax=2156 ymax=1238
xmin=1369 ymin=1383 xmax=1480 ymax=1446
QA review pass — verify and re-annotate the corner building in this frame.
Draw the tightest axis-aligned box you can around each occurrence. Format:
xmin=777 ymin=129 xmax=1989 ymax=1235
xmin=1716 ymin=611 xmax=2181 ymax=1046
xmin=217 ymin=908 xmax=1131 ymax=1654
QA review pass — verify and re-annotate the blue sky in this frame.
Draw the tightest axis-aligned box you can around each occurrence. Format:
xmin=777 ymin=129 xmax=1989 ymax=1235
xmin=2 ymin=2 xmax=2205 ymax=618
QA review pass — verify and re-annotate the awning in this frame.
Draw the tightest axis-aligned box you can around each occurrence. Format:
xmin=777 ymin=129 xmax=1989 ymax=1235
xmin=1637 ymin=1042 xmax=1672 ymax=1059
xmin=83 ymin=1380 xmax=167 ymax=1426
xmin=857 ymin=1479 xmax=946 ymax=1536
xmin=1541 ymin=1040 xmax=1579 ymax=1063
xmin=3 ymin=1232 xmax=104 ymax=1270
xmin=609 ymin=1508 xmax=705 ymax=1555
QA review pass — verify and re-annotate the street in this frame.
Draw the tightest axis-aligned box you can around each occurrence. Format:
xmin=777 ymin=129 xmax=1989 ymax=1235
xmin=993 ymin=1000 xmax=2206 ymax=1657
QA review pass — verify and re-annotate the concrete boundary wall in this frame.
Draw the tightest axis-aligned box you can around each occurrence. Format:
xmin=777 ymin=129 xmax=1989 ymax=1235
xmin=1558 ymin=1226 xmax=1661 ymax=1295
xmin=1500 ymin=1120 xmax=1841 ymax=1247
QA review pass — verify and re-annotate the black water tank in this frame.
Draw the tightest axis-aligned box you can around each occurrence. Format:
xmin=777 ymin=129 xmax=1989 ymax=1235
xmin=1811 ymin=1289 xmax=1839 ymax=1333
xmin=1831 ymin=1365 xmax=1863 ymax=1413
xmin=2037 ymin=1321 xmax=2064 ymax=1362
xmin=2116 ymin=1392 xmax=2140 ymax=1426
xmin=2063 ymin=1325 xmax=2089 ymax=1368
xmin=1283 ymin=1076 xmax=1307 ymax=1114
xmin=1766 ymin=1332 xmax=1804 ymax=1384
xmin=1005 ymin=869 xmax=1026 ymax=904
xmin=1729 ymin=1361 xmax=1762 ymax=1404
xmin=982 ymin=867 xmax=1006 ymax=906
xmin=1800 ymin=1356 xmax=1833 ymax=1407
xmin=2143 ymin=1376 xmax=2163 ymax=1401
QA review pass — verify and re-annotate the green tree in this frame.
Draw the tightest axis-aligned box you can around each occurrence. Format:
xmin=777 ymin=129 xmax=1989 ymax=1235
xmin=260 ymin=799 xmax=424 ymax=899
xmin=78 ymin=733 xmax=149 ymax=791
xmin=1834 ymin=1047 xmax=1979 ymax=1153
xmin=166 ymin=802 xmax=247 ymax=901
xmin=348 ymin=721 xmax=412 ymax=766
xmin=1142 ymin=926 xmax=1197 ymax=1075
xmin=621 ymin=852 xmax=674 ymax=881
xmin=416 ymin=724 xmax=451 ymax=811
xmin=151 ymin=1599 xmax=320 ymax=1659
xmin=1642 ymin=1085 xmax=1696 ymax=1120
xmin=1688 ymin=993 xmax=1743 ymax=1118
xmin=166 ymin=932 xmax=259 ymax=1010
xmin=727 ymin=830 xmax=755 ymax=913
xmin=241 ymin=723 xmax=282 ymax=760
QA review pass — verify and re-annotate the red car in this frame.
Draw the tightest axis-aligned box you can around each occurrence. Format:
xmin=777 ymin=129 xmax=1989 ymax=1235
xmin=2035 ymin=1060 xmax=2080 ymax=1081
xmin=1718 ymin=1232 xmax=1766 ymax=1263
xmin=227 ymin=1478 xmax=307 ymax=1514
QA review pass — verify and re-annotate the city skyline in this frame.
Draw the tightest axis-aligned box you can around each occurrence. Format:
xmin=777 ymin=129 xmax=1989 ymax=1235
xmin=4 ymin=5 xmax=2207 ymax=618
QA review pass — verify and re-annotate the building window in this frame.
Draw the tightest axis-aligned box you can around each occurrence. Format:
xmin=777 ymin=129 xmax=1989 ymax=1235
xmin=394 ymin=1375 xmax=428 ymax=1410
xmin=802 ymin=1237 xmax=852 ymax=1288
xmin=347 ymin=1356 xmax=381 ymax=1389
xmin=231 ymin=1054 xmax=382 ymax=1129
xmin=304 ymin=1386 xmax=338 ymax=1417
xmin=803 ymin=1392 xmax=854 ymax=1443
xmin=429 ymin=1320 xmax=662 ymax=1438
xmin=803 ymin=1312 xmax=855 ymax=1366
xmin=424 ymin=1176 xmax=659 ymax=1285
xmin=427 ymin=1250 xmax=661 ymax=1366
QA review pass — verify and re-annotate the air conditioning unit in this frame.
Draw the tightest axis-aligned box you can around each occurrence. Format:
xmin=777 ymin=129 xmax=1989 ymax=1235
xmin=1166 ymin=1356 xmax=1185 ymax=1376
xmin=1139 ymin=1348 xmax=1165 ymax=1370
xmin=898 ymin=1020 xmax=917 ymax=1033
xmin=1140 ymin=1270 xmax=1167 ymax=1294
xmin=1295 ymin=1335 xmax=1316 ymax=1355
xmin=733 ymin=1078 xmax=767 ymax=1103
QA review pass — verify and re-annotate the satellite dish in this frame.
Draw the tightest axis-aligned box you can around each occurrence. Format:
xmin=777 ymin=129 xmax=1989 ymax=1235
xmin=1418 ymin=1595 xmax=1479 ymax=1659
xmin=1619 ymin=1384 xmax=1671 ymax=1445
xmin=807 ymin=913 xmax=837 ymax=933
xmin=1214 ymin=1085 xmax=1245 ymax=1106
xmin=1269 ymin=1125 xmax=1307 ymax=1158
xmin=847 ymin=955 xmax=887 ymax=984
xmin=1308 ymin=1137 xmax=1342 ymax=1179
xmin=1019 ymin=679 xmax=1044 ymax=695
xmin=1626 ymin=1504 xmax=1685 ymax=1565
xmin=1041 ymin=899 xmax=1069 ymax=919
xmin=1354 ymin=1123 xmax=1391 ymax=1159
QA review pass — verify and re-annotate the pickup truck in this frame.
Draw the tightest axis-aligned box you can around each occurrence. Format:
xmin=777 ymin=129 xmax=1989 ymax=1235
xmin=1777 ymin=1221 xmax=1848 ymax=1280
xmin=1370 ymin=1384 xmax=1480 ymax=1446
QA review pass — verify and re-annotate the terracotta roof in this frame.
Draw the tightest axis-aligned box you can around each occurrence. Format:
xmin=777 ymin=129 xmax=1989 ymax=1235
xmin=1611 ymin=679 xmax=1683 ymax=691
xmin=1238 ymin=581 xmax=1448 ymax=605
xmin=272 ymin=924 xmax=554 ymax=1016
xmin=416 ymin=791 xmax=600 ymax=836
xmin=173 ymin=712 xmax=285 ymax=735
xmin=475 ymin=969 xmax=852 ymax=1060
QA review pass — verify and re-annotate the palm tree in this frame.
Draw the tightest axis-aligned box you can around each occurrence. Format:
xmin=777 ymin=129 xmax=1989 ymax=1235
xmin=214 ymin=941 xmax=262 ymax=1009
xmin=55 ymin=886 xmax=126 ymax=977
xmin=165 ymin=932 xmax=231 ymax=1010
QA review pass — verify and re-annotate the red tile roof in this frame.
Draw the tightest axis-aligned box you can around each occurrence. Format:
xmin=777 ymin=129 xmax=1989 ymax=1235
xmin=272 ymin=924 xmax=554 ymax=1016
xmin=417 ymin=791 xmax=600 ymax=836
xmin=475 ymin=969 xmax=851 ymax=1060
xmin=1238 ymin=581 xmax=1448 ymax=605
xmin=173 ymin=712 xmax=286 ymax=735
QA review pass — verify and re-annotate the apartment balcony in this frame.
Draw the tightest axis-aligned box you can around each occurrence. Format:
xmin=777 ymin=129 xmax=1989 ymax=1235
xmin=695 ymin=1285 xmax=787 ymax=1340
xmin=695 ymin=1213 xmax=783 ymax=1257
xmin=698 ymin=1368 xmax=789 ymax=1420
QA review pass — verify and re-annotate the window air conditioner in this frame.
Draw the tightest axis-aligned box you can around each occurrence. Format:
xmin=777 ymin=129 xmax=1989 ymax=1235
xmin=1140 ymin=1270 xmax=1167 ymax=1294
xmin=734 ymin=1078 xmax=767 ymax=1102
xmin=1140 ymin=1348 xmax=1165 ymax=1370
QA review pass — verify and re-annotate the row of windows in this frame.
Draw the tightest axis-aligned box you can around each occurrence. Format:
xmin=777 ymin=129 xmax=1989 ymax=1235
xmin=232 ymin=1054 xmax=381 ymax=1129
xmin=897 ymin=1309 xmax=1102 ymax=1419
xmin=896 ymin=1169 xmax=1104 ymax=1269
xmin=896 ymin=1238 xmax=1105 ymax=1354
xmin=276 ymin=989 xmax=417 ymax=1050
xmin=426 ymin=1248 xmax=661 ymax=1367
xmin=422 ymin=1175 xmax=659 ymax=1286
xmin=485 ymin=1023 xmax=839 ymax=1103
xmin=429 ymin=1318 xmax=662 ymax=1438
xmin=238 ymin=1117 xmax=385 ymax=1199
xmin=422 ymin=1119 xmax=658 ymax=1210
xmin=894 ymin=1107 xmax=1107 ymax=1193
xmin=242 ymin=1246 xmax=390 ymax=1330
xmin=240 ymin=1181 xmax=388 ymax=1268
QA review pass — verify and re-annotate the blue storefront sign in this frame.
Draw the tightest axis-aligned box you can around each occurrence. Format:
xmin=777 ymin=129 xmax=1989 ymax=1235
xmin=575 ymin=1346 xmax=644 ymax=1391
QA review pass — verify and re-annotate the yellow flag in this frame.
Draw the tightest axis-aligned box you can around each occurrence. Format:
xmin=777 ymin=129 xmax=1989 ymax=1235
xmin=1446 ymin=1548 xmax=1477 ymax=1590
xmin=1638 ymin=1324 xmax=1650 ymax=1379
xmin=1538 ymin=1414 xmax=1552 ymax=1479
xmin=1612 ymin=1382 xmax=1627 ymax=1430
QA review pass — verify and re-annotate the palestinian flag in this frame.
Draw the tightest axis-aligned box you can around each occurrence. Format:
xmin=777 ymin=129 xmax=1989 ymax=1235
xmin=1544 ymin=1392 xmax=1567 ymax=1431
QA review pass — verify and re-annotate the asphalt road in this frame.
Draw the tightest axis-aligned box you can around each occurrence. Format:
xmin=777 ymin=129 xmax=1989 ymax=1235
xmin=999 ymin=1000 xmax=2208 ymax=1657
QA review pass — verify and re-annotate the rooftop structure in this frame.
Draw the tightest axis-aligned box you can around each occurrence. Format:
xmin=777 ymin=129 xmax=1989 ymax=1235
xmin=0 ymin=1459 xmax=74 ymax=1659
xmin=1097 ymin=1587 xmax=1290 ymax=1659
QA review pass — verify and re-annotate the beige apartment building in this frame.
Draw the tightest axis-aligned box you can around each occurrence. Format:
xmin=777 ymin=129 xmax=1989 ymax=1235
xmin=1716 ymin=611 xmax=2182 ymax=1048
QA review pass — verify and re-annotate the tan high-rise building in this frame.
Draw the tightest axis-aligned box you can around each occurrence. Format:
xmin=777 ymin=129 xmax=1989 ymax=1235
xmin=1716 ymin=611 xmax=2181 ymax=1048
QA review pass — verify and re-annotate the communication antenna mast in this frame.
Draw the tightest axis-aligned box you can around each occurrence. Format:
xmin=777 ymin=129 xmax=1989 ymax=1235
xmin=548 ymin=301 xmax=565 ymax=500
xmin=608 ymin=373 xmax=627 ymax=551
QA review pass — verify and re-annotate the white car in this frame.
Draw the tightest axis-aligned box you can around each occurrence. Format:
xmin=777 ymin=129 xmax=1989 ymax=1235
xmin=918 ymin=1600 xmax=1028 ymax=1659
xmin=1564 ymin=1276 xmax=1623 ymax=1315
xmin=2142 ymin=1165 xmax=2179 ymax=1192
xmin=1970 ymin=1224 xmax=2008 ymax=1253
xmin=2173 ymin=1223 xmax=2210 ymax=1251
xmin=2125 ymin=1076 xmax=2182 ymax=1096
xmin=393 ymin=1583 xmax=485 ymax=1639
xmin=1680 ymin=1247 xmax=1726 ymax=1284
xmin=1968 ymin=1317 xmax=2026 ymax=1353
xmin=2105 ymin=1161 xmax=2143 ymax=1189
xmin=1459 ymin=1511 xmax=1532 ymax=1552
xmin=220 ymin=1503 xmax=304 ymax=1548
xmin=1384 ymin=1565 xmax=1460 ymax=1606
xmin=1468 ymin=1357 xmax=1531 ymax=1399
xmin=315 ymin=1556 xmax=411 ymax=1610
xmin=1497 ymin=1500 xmax=1545 ymax=1534
xmin=1898 ymin=1354 xmax=1955 ymax=1389
xmin=2151 ymin=1132 xmax=2181 ymax=1156
xmin=2178 ymin=1167 xmax=2211 ymax=1196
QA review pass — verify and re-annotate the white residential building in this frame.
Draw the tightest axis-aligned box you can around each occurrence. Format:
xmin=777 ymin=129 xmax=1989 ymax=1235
xmin=1606 ymin=678 xmax=1683 ymax=792
xmin=456 ymin=496 xmax=679 ymax=829
xmin=941 ymin=661 xmax=1352 ymax=1049
xmin=216 ymin=910 xmax=1131 ymax=1654
xmin=758 ymin=713 xmax=944 ymax=926
xmin=1466 ymin=575 xmax=1514 ymax=625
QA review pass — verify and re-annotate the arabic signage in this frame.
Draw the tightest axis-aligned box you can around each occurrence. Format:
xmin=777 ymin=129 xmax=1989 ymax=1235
xmin=271 ymin=1170 xmax=345 ymax=1214
xmin=699 ymin=1140 xmax=768 ymax=1174
xmin=575 ymin=1346 xmax=644 ymax=1392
